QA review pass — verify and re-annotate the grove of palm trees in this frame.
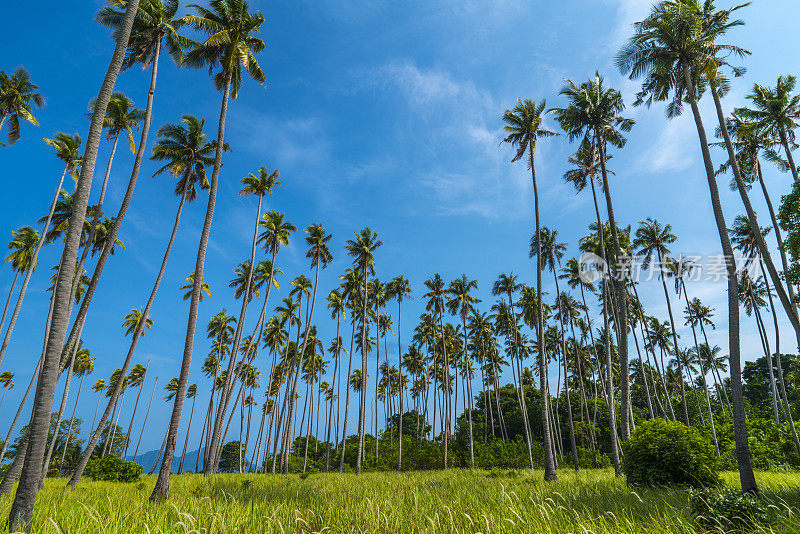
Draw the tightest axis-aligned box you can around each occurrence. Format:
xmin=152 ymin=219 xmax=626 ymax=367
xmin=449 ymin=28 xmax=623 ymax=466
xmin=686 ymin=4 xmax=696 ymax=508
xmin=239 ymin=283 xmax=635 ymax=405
xmin=1 ymin=0 xmax=800 ymax=531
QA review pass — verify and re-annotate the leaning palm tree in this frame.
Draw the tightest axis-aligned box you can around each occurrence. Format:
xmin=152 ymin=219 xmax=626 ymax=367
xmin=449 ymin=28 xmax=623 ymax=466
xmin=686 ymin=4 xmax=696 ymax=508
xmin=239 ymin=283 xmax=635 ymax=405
xmin=738 ymin=76 xmax=800 ymax=182
xmin=69 ymin=115 xmax=215 ymax=488
xmin=0 ymin=67 xmax=44 ymax=146
xmin=0 ymin=133 xmax=81 ymax=369
xmin=345 ymin=228 xmax=382 ymax=474
xmin=58 ymin=351 xmax=94 ymax=469
xmin=7 ymin=2 xmax=140 ymax=527
xmin=177 ymin=384 xmax=198 ymax=474
xmin=152 ymin=0 xmax=265 ymax=502
xmin=122 ymin=362 xmax=149 ymax=457
xmin=616 ymin=0 xmax=757 ymax=493
xmin=1 ymin=227 xmax=39 ymax=336
xmin=502 ymin=98 xmax=558 ymax=481
xmin=206 ymin=167 xmax=281 ymax=473
xmin=552 ymin=73 xmax=635 ymax=443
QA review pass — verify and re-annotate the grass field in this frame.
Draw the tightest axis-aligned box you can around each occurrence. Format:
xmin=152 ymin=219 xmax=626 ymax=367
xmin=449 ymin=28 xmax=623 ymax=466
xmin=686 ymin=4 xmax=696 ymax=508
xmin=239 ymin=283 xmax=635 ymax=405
xmin=0 ymin=469 xmax=798 ymax=533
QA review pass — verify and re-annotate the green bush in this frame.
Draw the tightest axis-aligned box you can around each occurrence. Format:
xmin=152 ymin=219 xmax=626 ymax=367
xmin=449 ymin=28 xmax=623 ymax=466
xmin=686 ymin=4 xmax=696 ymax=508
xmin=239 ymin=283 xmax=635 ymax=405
xmin=622 ymin=418 xmax=720 ymax=488
xmin=690 ymin=487 xmax=774 ymax=533
xmin=46 ymin=467 xmax=60 ymax=478
xmin=85 ymin=455 xmax=142 ymax=483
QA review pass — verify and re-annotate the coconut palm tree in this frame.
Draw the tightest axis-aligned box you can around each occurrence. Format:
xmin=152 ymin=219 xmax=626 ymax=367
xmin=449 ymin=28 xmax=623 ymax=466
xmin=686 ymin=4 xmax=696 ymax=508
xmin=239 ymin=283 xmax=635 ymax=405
xmin=0 ymin=133 xmax=81 ymax=369
xmin=502 ymin=98 xmax=558 ymax=480
xmin=0 ymin=372 xmax=14 ymax=411
xmin=633 ymin=218 xmax=690 ymax=425
xmin=7 ymin=4 xmax=140 ymax=522
xmin=68 ymin=115 xmax=215 ymax=488
xmin=738 ymin=76 xmax=800 ymax=182
xmin=617 ymin=0 xmax=757 ymax=493
xmin=206 ymin=168 xmax=281 ymax=472
xmin=122 ymin=363 xmax=149 ymax=457
xmin=324 ymin=289 xmax=346 ymax=471
xmin=149 ymin=0 xmax=264 ymax=499
xmin=552 ymin=73 xmax=635 ymax=442
xmin=1 ymin=227 xmax=39 ymax=338
xmin=0 ymin=67 xmax=44 ymax=146
xmin=58 ymin=350 xmax=94 ymax=469
xmin=386 ymin=275 xmax=412 ymax=469
xmin=345 ymin=228 xmax=382 ymax=474
xmin=445 ymin=275 xmax=479 ymax=468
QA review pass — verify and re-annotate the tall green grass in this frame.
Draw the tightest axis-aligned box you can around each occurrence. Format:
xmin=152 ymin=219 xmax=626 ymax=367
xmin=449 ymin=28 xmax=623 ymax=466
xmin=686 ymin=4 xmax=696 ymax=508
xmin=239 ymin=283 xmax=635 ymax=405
xmin=0 ymin=469 xmax=798 ymax=532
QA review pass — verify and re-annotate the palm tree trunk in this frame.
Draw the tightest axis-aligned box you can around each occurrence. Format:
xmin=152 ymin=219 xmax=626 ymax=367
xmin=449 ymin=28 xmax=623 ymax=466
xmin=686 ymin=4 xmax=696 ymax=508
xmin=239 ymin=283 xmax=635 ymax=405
xmin=588 ymin=170 xmax=622 ymax=476
xmin=59 ymin=372 xmax=85 ymax=469
xmin=779 ymin=126 xmax=799 ymax=182
xmin=325 ymin=312 xmax=341 ymax=471
xmin=149 ymin=433 xmax=167 ymax=475
xmin=339 ymin=317 xmax=356 ymax=472
xmin=123 ymin=364 xmax=149 ymax=458
xmin=151 ymin=71 xmax=231 ymax=503
xmin=0 ymin=355 xmax=43 ymax=465
xmin=0 ymin=163 xmax=68 ymax=368
xmin=0 ymin=271 xmax=20 ymax=338
xmin=178 ymin=395 xmax=196 ymax=474
xmin=529 ymin=149 xmax=556 ymax=480
xmin=6 ymin=3 xmax=138 ymax=527
xmin=42 ymin=334 xmax=81 ymax=478
xmin=69 ymin=182 xmax=187 ymax=487
xmin=685 ymin=68 xmax=756 ymax=494
xmin=461 ymin=315 xmax=475 ymax=469
xmin=356 ymin=268 xmax=369 ymax=475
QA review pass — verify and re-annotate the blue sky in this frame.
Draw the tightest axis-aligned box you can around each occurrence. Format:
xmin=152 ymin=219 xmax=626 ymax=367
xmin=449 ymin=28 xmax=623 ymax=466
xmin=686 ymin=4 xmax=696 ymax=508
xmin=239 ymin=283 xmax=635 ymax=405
xmin=1 ymin=0 xmax=799 ymax=455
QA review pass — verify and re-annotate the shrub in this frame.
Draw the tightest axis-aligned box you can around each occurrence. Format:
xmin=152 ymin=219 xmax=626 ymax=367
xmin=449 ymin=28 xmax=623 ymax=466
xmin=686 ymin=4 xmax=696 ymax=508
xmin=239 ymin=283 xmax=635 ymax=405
xmin=85 ymin=455 xmax=142 ymax=482
xmin=690 ymin=487 xmax=775 ymax=533
xmin=46 ymin=467 xmax=60 ymax=478
xmin=622 ymin=418 xmax=719 ymax=488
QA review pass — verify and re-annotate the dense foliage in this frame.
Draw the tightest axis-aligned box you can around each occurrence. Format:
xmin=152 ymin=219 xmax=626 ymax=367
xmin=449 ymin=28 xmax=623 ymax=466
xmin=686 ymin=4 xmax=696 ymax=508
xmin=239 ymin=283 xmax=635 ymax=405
xmin=84 ymin=455 xmax=142 ymax=483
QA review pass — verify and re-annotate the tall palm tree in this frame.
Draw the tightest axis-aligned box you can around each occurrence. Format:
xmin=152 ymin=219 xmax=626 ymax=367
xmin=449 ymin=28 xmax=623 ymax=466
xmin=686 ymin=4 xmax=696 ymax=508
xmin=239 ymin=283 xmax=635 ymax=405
xmin=0 ymin=133 xmax=81 ymax=369
xmin=617 ymin=0 xmax=757 ymax=493
xmin=532 ymin=227 xmax=580 ymax=470
xmin=69 ymin=115 xmax=215 ymax=487
xmin=151 ymin=0 xmax=264 ymax=499
xmin=61 ymin=0 xmax=191 ymax=374
xmin=633 ymin=218 xmax=690 ymax=424
xmin=122 ymin=362 xmax=149 ymax=457
xmin=0 ymin=67 xmax=44 ymax=146
xmin=206 ymin=168 xmax=281 ymax=472
xmin=324 ymin=289 xmax=346 ymax=471
xmin=552 ymin=73 xmax=635 ymax=442
xmin=424 ymin=274 xmax=453 ymax=467
xmin=1 ymin=227 xmax=39 ymax=338
xmin=739 ymin=75 xmax=800 ymax=182
xmin=446 ymin=275 xmax=479 ymax=469
xmin=58 ymin=351 xmax=94 ymax=469
xmin=502 ymin=98 xmax=557 ymax=479
xmin=345 ymin=228 xmax=382 ymax=474
xmin=386 ymin=275 xmax=412 ymax=469
xmin=7 ymin=2 xmax=140 ymax=526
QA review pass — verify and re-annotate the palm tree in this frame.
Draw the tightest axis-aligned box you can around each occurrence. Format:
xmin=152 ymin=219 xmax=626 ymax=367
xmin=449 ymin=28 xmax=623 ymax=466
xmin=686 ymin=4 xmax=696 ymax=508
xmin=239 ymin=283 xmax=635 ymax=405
xmin=150 ymin=0 xmax=262 ymax=475
xmin=0 ymin=372 xmax=14 ymax=411
xmin=738 ymin=75 xmax=800 ymax=182
xmin=0 ymin=67 xmax=44 ymax=145
xmin=69 ymin=115 xmax=215 ymax=488
xmin=552 ymin=73 xmax=635 ymax=443
xmin=617 ymin=0 xmax=757 ymax=494
xmin=1 ymin=227 xmax=39 ymax=337
xmin=502 ymin=98 xmax=558 ymax=480
xmin=345 ymin=228 xmax=382 ymax=474
xmin=58 ymin=351 xmax=94 ymax=469
xmin=386 ymin=275 xmax=412 ymax=469
xmin=0 ymin=133 xmax=81 ymax=369
xmin=7 ymin=3 xmax=140 ymax=525
xmin=324 ymin=289 xmax=346 ymax=471
xmin=206 ymin=168 xmax=281 ymax=472
xmin=633 ymin=218 xmax=691 ymax=425
xmin=446 ymin=275 xmax=479 ymax=469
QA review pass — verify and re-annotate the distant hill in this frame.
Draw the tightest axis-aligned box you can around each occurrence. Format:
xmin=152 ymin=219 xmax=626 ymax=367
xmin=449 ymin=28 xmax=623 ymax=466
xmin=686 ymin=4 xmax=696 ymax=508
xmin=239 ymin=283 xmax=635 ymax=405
xmin=126 ymin=448 xmax=204 ymax=474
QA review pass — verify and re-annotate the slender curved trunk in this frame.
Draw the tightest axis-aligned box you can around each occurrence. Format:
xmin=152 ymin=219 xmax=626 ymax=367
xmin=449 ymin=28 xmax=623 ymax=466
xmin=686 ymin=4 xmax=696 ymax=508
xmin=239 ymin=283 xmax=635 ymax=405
xmin=779 ymin=126 xmax=799 ymax=183
xmin=529 ymin=148 xmax=556 ymax=480
xmin=325 ymin=312 xmax=340 ymax=471
xmin=0 ymin=164 xmax=68 ymax=369
xmin=397 ymin=301 xmax=405 ymax=469
xmin=123 ymin=363 xmax=149 ymax=458
xmin=133 ymin=377 xmax=157 ymax=462
xmin=177 ymin=394 xmax=196 ymax=474
xmin=69 ymin=181 xmax=186 ymax=487
xmin=461 ymin=314 xmax=475 ymax=469
xmin=7 ymin=3 xmax=138 ymax=528
xmin=752 ymin=304 xmax=780 ymax=423
xmin=356 ymin=268 xmax=369 ymax=474
xmin=59 ymin=372 xmax=86 ymax=469
xmin=554 ymin=275 xmax=579 ymax=470
xmin=150 ymin=69 xmax=232 ymax=503
xmin=339 ymin=317 xmax=356 ymax=472
xmin=756 ymin=163 xmax=797 ymax=306
xmin=686 ymin=69 xmax=756 ymax=494
xmin=588 ymin=170 xmax=621 ymax=476
xmin=42 ymin=338 xmax=80 ymax=479
xmin=0 ymin=271 xmax=20 ymax=339
xmin=0 ymin=355 xmax=43 ymax=465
